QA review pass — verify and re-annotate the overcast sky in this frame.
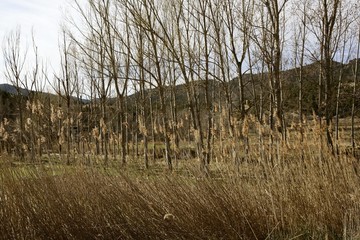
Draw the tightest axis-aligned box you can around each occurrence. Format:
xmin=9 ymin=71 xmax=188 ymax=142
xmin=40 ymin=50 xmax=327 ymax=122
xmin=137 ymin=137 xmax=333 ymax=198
xmin=0 ymin=0 xmax=75 ymax=86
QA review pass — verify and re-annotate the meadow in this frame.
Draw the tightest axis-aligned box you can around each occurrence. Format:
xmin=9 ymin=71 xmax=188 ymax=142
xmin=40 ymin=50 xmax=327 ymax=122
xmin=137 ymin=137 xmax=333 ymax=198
xmin=1 ymin=117 xmax=360 ymax=240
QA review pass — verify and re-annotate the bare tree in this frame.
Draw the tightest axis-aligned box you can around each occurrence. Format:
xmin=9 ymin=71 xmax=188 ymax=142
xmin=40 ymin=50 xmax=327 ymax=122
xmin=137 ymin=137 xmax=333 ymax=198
xmin=306 ymin=0 xmax=340 ymax=151
xmin=293 ymin=0 xmax=309 ymax=141
xmin=351 ymin=26 xmax=360 ymax=157
xmin=54 ymin=30 xmax=77 ymax=165
xmin=224 ymin=0 xmax=253 ymax=122
xmin=262 ymin=0 xmax=289 ymax=139
xmin=3 ymin=28 xmax=28 ymax=160
xmin=124 ymin=0 xmax=174 ymax=170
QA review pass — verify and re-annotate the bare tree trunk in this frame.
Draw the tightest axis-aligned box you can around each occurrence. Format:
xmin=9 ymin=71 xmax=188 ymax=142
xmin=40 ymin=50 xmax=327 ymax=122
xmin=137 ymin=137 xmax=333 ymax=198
xmin=55 ymin=30 xmax=78 ymax=165
xmin=149 ymin=87 xmax=156 ymax=162
xmin=3 ymin=29 xmax=27 ymax=160
xmin=136 ymin=22 xmax=149 ymax=169
xmin=351 ymin=28 xmax=360 ymax=157
xmin=335 ymin=36 xmax=347 ymax=156
xmin=321 ymin=0 xmax=340 ymax=153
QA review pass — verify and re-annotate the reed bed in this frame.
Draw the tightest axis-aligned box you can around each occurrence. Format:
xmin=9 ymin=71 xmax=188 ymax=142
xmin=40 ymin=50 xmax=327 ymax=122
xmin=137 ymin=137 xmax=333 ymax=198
xmin=1 ymin=120 xmax=360 ymax=239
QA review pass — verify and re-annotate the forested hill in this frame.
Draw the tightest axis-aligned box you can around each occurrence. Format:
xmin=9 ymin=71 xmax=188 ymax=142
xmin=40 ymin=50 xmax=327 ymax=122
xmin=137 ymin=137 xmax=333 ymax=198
xmin=126 ymin=59 xmax=360 ymax=118
xmin=0 ymin=58 xmax=359 ymax=120
xmin=0 ymin=84 xmax=29 ymax=96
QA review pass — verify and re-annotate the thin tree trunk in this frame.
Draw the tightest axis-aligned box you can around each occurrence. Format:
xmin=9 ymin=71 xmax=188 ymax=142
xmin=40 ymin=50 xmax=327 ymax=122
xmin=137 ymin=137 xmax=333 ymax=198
xmin=351 ymin=29 xmax=360 ymax=157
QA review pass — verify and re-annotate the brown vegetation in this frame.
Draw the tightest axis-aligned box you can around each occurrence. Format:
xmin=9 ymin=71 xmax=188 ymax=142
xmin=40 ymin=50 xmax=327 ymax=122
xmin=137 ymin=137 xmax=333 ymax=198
xmin=1 ymin=117 xmax=360 ymax=239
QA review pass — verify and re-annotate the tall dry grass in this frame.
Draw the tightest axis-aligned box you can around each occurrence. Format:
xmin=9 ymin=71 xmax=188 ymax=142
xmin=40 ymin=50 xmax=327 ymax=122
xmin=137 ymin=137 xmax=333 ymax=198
xmin=1 ymin=118 xmax=360 ymax=239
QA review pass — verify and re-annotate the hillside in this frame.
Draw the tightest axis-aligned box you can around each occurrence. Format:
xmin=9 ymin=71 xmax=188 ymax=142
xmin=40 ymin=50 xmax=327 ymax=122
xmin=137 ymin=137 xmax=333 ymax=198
xmin=0 ymin=83 xmax=30 ymax=96
xmin=0 ymin=59 xmax=359 ymax=119
xmin=124 ymin=59 xmax=360 ymax=118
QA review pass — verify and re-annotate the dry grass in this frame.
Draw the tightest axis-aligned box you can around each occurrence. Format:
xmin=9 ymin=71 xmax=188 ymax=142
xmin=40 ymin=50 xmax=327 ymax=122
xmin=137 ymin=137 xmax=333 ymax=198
xmin=1 ymin=120 xmax=360 ymax=239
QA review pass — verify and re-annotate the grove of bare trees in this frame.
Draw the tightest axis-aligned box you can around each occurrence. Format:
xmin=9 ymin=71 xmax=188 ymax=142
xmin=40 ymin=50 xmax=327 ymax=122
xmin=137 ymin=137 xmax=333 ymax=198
xmin=1 ymin=0 xmax=360 ymax=172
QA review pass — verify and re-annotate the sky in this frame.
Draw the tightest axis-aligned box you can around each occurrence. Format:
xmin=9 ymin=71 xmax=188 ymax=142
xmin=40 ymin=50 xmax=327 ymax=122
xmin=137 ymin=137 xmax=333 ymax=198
xmin=0 ymin=0 xmax=76 ymax=87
